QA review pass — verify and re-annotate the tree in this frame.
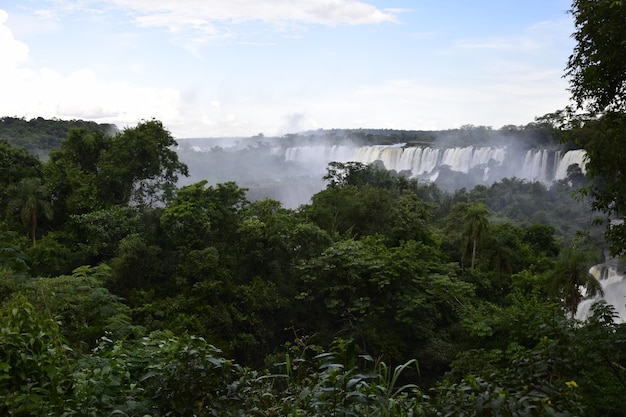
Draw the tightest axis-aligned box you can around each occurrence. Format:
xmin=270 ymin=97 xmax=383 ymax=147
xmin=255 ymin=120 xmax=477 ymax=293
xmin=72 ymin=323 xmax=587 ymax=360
xmin=523 ymin=224 xmax=560 ymax=258
xmin=548 ymin=246 xmax=603 ymax=318
xmin=98 ymin=119 xmax=189 ymax=207
xmin=0 ymin=140 xmax=42 ymax=195
xmin=323 ymin=161 xmax=368 ymax=188
xmin=45 ymin=120 xmax=189 ymax=216
xmin=160 ymin=180 xmax=248 ymax=250
xmin=5 ymin=177 xmax=53 ymax=246
xmin=566 ymin=0 xmax=626 ymax=113
xmin=463 ymin=203 xmax=490 ymax=270
xmin=569 ymin=113 xmax=626 ymax=256
xmin=564 ymin=0 xmax=626 ymax=255
xmin=389 ymin=191 xmax=436 ymax=245
xmin=304 ymin=185 xmax=395 ymax=238
xmin=44 ymin=127 xmax=109 ymax=216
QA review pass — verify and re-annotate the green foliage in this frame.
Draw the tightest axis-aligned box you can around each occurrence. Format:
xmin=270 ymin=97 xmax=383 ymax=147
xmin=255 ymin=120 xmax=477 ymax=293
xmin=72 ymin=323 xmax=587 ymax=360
xmin=0 ymin=116 xmax=115 ymax=159
xmin=0 ymin=268 xmax=18 ymax=304
xmin=568 ymin=112 xmax=626 ymax=256
xmin=11 ymin=265 xmax=139 ymax=349
xmin=109 ymin=234 xmax=165 ymax=298
xmin=323 ymin=160 xmax=420 ymax=195
xmin=566 ymin=0 xmax=626 ymax=113
xmin=99 ymin=119 xmax=189 ymax=207
xmin=0 ymin=227 xmax=29 ymax=276
xmin=135 ymin=332 xmax=243 ymax=416
xmin=160 ymin=180 xmax=248 ymax=250
xmin=389 ymin=191 xmax=437 ymax=246
xmin=297 ymin=236 xmax=471 ymax=376
xmin=44 ymin=120 xmax=188 ymax=217
xmin=260 ymin=337 xmax=426 ymax=417
xmin=0 ymin=295 xmax=73 ymax=416
xmin=4 ymin=177 xmax=53 ymax=246
xmin=25 ymin=230 xmax=85 ymax=277
xmin=564 ymin=0 xmax=626 ymax=256
xmin=0 ymin=140 xmax=42 ymax=205
xmin=547 ymin=246 xmax=603 ymax=318
xmin=70 ymin=205 xmax=144 ymax=261
xmin=1 ymin=116 xmax=624 ymax=416
xmin=462 ymin=203 xmax=490 ymax=270
xmin=44 ymin=127 xmax=110 ymax=216
xmin=304 ymin=185 xmax=395 ymax=237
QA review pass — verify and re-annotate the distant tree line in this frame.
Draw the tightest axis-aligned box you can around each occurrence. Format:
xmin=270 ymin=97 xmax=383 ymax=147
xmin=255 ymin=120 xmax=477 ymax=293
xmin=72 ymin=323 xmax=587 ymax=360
xmin=0 ymin=116 xmax=117 ymax=159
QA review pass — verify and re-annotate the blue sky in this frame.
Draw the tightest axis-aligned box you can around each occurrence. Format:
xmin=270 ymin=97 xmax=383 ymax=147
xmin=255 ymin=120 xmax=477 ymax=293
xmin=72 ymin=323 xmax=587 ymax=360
xmin=1 ymin=0 xmax=575 ymax=138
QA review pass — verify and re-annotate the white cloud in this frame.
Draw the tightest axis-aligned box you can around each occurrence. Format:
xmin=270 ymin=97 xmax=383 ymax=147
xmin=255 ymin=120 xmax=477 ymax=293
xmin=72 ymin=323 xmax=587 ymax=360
xmin=0 ymin=4 xmax=575 ymax=139
xmin=0 ymin=10 xmax=30 ymax=68
xmin=0 ymin=9 xmax=183 ymax=128
xmin=83 ymin=0 xmax=398 ymax=29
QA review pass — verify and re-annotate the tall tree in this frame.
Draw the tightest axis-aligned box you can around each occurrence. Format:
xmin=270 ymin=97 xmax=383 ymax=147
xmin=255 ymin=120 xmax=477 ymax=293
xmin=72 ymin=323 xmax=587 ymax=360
xmin=5 ymin=177 xmax=53 ymax=246
xmin=44 ymin=127 xmax=108 ymax=216
xmin=463 ymin=203 xmax=490 ymax=270
xmin=0 ymin=141 xmax=42 ymax=215
xmin=564 ymin=0 xmax=626 ymax=256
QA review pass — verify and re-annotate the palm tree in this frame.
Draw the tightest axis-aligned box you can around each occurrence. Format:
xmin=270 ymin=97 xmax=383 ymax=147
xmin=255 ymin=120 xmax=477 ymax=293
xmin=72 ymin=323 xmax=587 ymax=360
xmin=463 ymin=203 xmax=490 ymax=270
xmin=5 ymin=177 xmax=53 ymax=246
xmin=548 ymin=247 xmax=603 ymax=318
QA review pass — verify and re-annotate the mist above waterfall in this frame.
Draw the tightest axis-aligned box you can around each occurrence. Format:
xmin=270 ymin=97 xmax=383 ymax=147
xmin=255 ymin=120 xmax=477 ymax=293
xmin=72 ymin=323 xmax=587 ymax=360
xmin=176 ymin=127 xmax=586 ymax=208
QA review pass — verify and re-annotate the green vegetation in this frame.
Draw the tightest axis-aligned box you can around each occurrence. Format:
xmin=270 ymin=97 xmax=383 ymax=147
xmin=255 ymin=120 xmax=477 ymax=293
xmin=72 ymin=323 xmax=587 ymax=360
xmin=563 ymin=0 xmax=626 ymax=256
xmin=0 ymin=117 xmax=116 ymax=160
xmin=0 ymin=117 xmax=624 ymax=416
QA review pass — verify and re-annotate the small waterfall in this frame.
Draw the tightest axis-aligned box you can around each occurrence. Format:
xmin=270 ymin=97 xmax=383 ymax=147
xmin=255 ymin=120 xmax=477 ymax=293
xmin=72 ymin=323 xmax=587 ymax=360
xmin=522 ymin=150 xmax=551 ymax=182
xmin=282 ymin=145 xmax=355 ymax=171
xmin=402 ymin=147 xmax=441 ymax=175
xmin=354 ymin=145 xmax=406 ymax=171
xmin=554 ymin=149 xmax=588 ymax=180
xmin=576 ymin=264 xmax=626 ymax=323
xmin=440 ymin=147 xmax=474 ymax=173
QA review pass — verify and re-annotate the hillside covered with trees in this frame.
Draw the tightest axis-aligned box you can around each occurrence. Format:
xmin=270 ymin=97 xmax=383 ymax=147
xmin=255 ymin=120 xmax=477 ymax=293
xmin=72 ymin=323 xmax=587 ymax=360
xmin=1 ymin=0 xmax=626 ymax=415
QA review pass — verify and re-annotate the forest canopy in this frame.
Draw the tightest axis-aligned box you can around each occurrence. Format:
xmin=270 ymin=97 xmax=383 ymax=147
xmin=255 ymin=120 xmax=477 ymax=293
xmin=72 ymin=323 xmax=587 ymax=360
xmin=0 ymin=113 xmax=623 ymax=416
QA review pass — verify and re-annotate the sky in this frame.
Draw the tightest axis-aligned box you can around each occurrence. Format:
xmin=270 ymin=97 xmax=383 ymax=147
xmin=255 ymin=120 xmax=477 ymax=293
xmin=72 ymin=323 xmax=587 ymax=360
xmin=0 ymin=0 xmax=576 ymax=138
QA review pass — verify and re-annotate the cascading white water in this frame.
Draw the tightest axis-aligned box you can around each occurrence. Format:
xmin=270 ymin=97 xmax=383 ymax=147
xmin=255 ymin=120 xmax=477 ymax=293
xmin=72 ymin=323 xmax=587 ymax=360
xmin=438 ymin=146 xmax=506 ymax=174
xmin=522 ymin=150 xmax=550 ymax=182
xmin=403 ymin=147 xmax=441 ymax=175
xmin=277 ymin=144 xmax=587 ymax=185
xmin=281 ymin=145 xmax=356 ymax=172
xmin=554 ymin=149 xmax=587 ymax=180
xmin=576 ymin=264 xmax=626 ymax=323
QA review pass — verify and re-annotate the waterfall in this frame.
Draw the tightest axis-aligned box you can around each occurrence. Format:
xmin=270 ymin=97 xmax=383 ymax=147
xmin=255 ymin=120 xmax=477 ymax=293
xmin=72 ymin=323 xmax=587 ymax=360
xmin=276 ymin=144 xmax=587 ymax=186
xmin=554 ymin=149 xmax=588 ymax=180
xmin=576 ymin=264 xmax=626 ymax=323
xmin=522 ymin=150 xmax=551 ymax=182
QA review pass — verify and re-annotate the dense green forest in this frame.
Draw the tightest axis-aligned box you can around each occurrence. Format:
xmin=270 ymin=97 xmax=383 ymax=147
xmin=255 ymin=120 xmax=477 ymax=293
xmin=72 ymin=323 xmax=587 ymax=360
xmin=2 ymin=0 xmax=626 ymax=414
xmin=0 ymin=115 xmax=624 ymax=416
